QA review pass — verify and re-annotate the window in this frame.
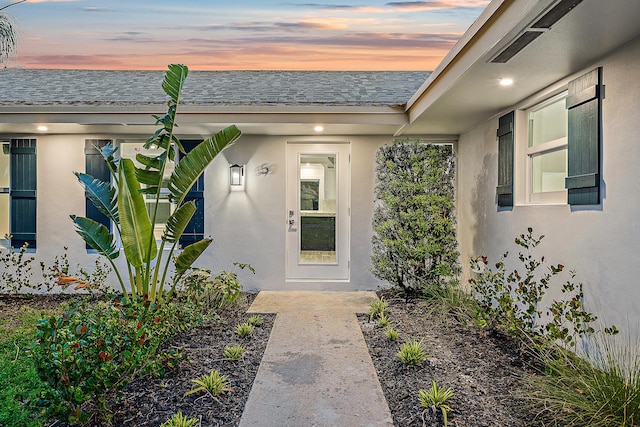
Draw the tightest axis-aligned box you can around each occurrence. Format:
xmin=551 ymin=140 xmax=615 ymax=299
xmin=499 ymin=67 xmax=602 ymax=208
xmin=119 ymin=141 xmax=174 ymax=240
xmin=526 ymin=94 xmax=568 ymax=204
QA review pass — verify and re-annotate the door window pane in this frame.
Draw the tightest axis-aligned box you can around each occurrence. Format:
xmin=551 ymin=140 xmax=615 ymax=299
xmin=299 ymin=154 xmax=336 ymax=264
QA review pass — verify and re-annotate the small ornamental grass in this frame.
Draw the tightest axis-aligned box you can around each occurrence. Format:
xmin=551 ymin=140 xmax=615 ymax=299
xmin=248 ymin=315 xmax=264 ymax=327
xmin=185 ymin=369 xmax=231 ymax=398
xmin=377 ymin=312 xmax=390 ymax=327
xmin=368 ymin=297 xmax=388 ymax=321
xmin=397 ymin=339 xmax=427 ymax=366
xmin=223 ymin=344 xmax=246 ymax=361
xmin=384 ymin=327 xmax=399 ymax=341
xmin=529 ymin=333 xmax=640 ymax=427
xmin=161 ymin=412 xmax=199 ymax=427
xmin=419 ymin=381 xmax=454 ymax=427
xmin=236 ymin=322 xmax=254 ymax=338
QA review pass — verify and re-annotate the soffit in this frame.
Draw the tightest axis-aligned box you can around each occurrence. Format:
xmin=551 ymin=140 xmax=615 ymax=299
xmin=402 ymin=0 xmax=640 ymax=135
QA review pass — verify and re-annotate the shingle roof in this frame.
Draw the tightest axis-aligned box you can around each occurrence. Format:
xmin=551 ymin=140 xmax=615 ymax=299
xmin=0 ymin=69 xmax=430 ymax=107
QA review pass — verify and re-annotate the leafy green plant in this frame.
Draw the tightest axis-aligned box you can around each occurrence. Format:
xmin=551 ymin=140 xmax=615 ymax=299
xmin=0 ymin=240 xmax=36 ymax=293
xmin=384 ymin=327 xmax=399 ymax=341
xmin=31 ymin=296 xmax=201 ymax=422
xmin=185 ymin=369 xmax=231 ymax=398
xmin=223 ymin=344 xmax=245 ymax=361
xmin=397 ymin=339 xmax=427 ymax=366
xmin=469 ymin=228 xmax=614 ymax=348
xmin=70 ymin=64 xmax=242 ymax=302
xmin=248 ymin=315 xmax=264 ymax=327
xmin=419 ymin=380 xmax=454 ymax=427
xmin=370 ymin=140 xmax=460 ymax=295
xmin=377 ymin=312 xmax=390 ymax=327
xmin=236 ymin=322 xmax=254 ymax=338
xmin=529 ymin=332 xmax=640 ymax=427
xmin=178 ymin=263 xmax=254 ymax=309
xmin=368 ymin=297 xmax=388 ymax=321
xmin=161 ymin=412 xmax=199 ymax=427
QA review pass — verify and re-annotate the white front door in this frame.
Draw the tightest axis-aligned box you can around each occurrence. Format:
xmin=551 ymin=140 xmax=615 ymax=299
xmin=286 ymin=143 xmax=350 ymax=281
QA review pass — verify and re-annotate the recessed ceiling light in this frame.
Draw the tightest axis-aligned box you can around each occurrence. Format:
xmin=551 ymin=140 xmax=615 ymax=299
xmin=499 ymin=78 xmax=514 ymax=86
xmin=37 ymin=125 xmax=48 ymax=132
xmin=314 ymin=125 xmax=324 ymax=132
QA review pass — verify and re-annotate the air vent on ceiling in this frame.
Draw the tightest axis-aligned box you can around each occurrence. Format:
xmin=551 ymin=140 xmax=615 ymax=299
xmin=491 ymin=30 xmax=544 ymax=63
xmin=532 ymin=0 xmax=583 ymax=29
xmin=490 ymin=0 xmax=584 ymax=63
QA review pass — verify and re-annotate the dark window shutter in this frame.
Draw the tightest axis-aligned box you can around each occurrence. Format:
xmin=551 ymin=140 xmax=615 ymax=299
xmin=85 ymin=139 xmax=112 ymax=249
xmin=565 ymin=67 xmax=602 ymax=205
xmin=179 ymin=140 xmax=204 ymax=247
xmin=10 ymin=139 xmax=37 ymax=249
xmin=496 ymin=111 xmax=515 ymax=207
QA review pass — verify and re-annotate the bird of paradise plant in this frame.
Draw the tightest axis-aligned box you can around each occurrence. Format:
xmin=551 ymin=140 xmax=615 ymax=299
xmin=70 ymin=64 xmax=241 ymax=302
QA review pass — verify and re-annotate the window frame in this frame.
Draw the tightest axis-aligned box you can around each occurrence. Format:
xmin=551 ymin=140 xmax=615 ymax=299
xmin=517 ymin=92 xmax=569 ymax=205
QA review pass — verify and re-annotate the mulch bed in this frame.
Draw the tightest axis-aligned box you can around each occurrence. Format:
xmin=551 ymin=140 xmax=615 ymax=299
xmin=4 ymin=290 xmax=547 ymax=427
xmin=359 ymin=290 xmax=541 ymax=427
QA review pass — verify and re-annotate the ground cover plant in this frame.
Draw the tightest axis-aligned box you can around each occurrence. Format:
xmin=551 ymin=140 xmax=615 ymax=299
xmin=0 ymin=300 xmax=59 ymax=427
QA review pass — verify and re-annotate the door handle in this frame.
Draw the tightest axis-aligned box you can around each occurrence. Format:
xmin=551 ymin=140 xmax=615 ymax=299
xmin=289 ymin=219 xmax=295 ymax=225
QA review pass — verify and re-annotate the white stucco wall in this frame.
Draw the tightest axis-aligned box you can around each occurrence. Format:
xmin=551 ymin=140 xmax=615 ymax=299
xmin=8 ymin=133 xmax=406 ymax=292
xmin=457 ymin=36 xmax=640 ymax=337
xmin=202 ymin=134 xmax=394 ymax=291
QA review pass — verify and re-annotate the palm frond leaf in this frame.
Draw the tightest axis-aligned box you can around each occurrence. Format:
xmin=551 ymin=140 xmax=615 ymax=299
xmin=70 ymin=215 xmax=119 ymax=259
xmin=99 ymin=142 xmax=119 ymax=173
xmin=162 ymin=64 xmax=188 ymax=105
xmin=168 ymin=125 xmax=241 ymax=205
xmin=162 ymin=201 xmax=196 ymax=243
xmin=135 ymin=167 xmax=163 ymax=186
xmin=175 ymin=238 xmax=212 ymax=278
xmin=118 ymin=158 xmax=157 ymax=267
xmin=135 ymin=153 xmax=164 ymax=171
xmin=74 ymin=172 xmax=119 ymax=223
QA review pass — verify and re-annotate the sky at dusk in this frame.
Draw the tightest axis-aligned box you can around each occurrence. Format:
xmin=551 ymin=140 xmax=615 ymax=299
xmin=2 ymin=0 xmax=489 ymax=70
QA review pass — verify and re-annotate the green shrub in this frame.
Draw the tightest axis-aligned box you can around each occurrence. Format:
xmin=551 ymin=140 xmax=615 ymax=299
xmin=419 ymin=381 xmax=454 ymax=427
xmin=30 ymin=295 xmax=202 ymax=423
xmin=185 ymin=370 xmax=231 ymax=398
xmin=179 ymin=263 xmax=254 ymax=309
xmin=370 ymin=140 xmax=460 ymax=295
xmin=223 ymin=344 xmax=245 ymax=361
xmin=469 ymin=228 xmax=614 ymax=349
xmin=397 ymin=339 xmax=427 ymax=366
xmin=161 ymin=412 xmax=199 ymax=427
xmin=0 ymin=241 xmax=36 ymax=293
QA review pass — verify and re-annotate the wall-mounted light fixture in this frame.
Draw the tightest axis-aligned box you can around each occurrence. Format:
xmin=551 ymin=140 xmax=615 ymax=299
xmin=230 ymin=164 xmax=244 ymax=187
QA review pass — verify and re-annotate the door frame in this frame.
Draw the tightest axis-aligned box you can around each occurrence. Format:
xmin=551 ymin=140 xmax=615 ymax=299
xmin=285 ymin=142 xmax=351 ymax=282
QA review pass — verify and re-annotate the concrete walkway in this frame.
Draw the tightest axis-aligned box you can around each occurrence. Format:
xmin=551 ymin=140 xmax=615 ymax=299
xmin=239 ymin=291 xmax=394 ymax=427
